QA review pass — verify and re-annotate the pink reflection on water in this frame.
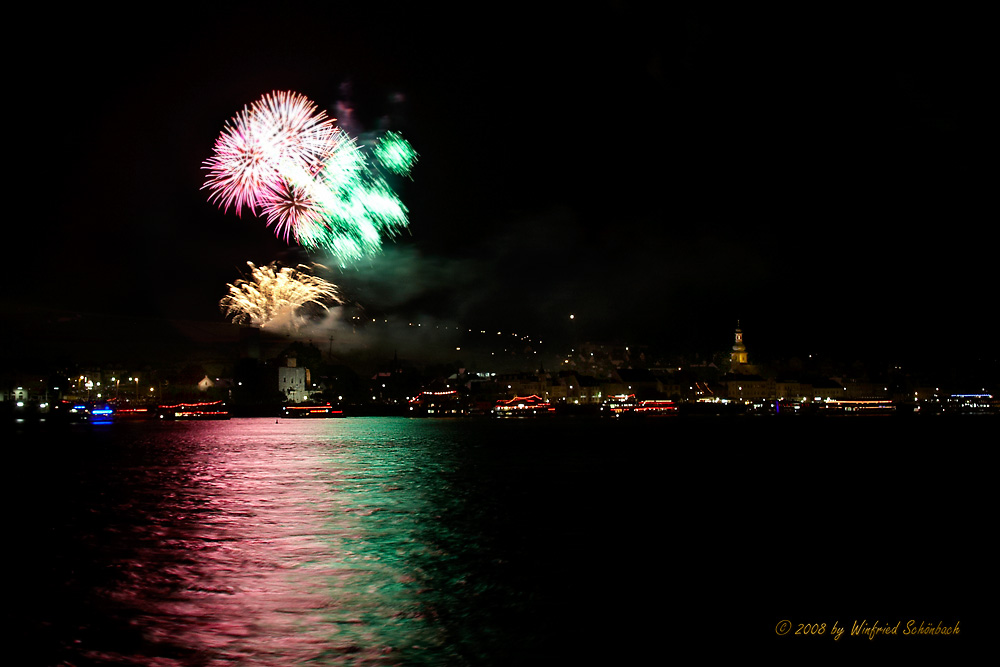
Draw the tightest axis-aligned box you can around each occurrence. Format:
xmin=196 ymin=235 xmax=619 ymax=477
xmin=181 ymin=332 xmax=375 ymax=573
xmin=94 ymin=419 xmax=442 ymax=665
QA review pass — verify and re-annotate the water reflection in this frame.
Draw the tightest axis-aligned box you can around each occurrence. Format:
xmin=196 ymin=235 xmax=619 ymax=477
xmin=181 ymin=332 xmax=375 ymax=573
xmin=83 ymin=419 xmax=474 ymax=665
xmin=12 ymin=417 xmax=676 ymax=665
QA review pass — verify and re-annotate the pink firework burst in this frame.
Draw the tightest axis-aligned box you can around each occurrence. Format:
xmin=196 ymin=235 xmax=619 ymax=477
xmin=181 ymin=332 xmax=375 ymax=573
xmin=202 ymin=107 xmax=281 ymax=216
xmin=203 ymin=91 xmax=341 ymax=217
xmin=249 ymin=91 xmax=342 ymax=176
xmin=258 ymin=181 xmax=326 ymax=242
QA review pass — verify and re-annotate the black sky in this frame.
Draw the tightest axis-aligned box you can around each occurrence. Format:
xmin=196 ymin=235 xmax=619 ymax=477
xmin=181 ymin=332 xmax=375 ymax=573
xmin=5 ymin=6 xmax=991 ymax=370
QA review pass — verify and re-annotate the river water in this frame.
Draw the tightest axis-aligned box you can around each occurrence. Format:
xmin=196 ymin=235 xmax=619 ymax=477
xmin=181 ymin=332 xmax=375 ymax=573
xmin=5 ymin=416 xmax=982 ymax=663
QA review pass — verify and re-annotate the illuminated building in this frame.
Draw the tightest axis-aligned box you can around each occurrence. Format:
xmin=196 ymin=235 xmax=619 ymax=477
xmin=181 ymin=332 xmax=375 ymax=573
xmin=730 ymin=321 xmax=763 ymax=373
xmin=723 ymin=374 xmax=774 ymax=402
xmin=496 ymin=372 xmax=547 ymax=398
xmin=945 ymin=393 xmax=998 ymax=414
xmin=774 ymin=380 xmax=805 ymax=401
xmin=836 ymin=378 xmax=890 ymax=400
xmin=543 ymin=371 xmax=602 ymax=405
xmin=278 ymin=357 xmax=309 ymax=403
xmin=574 ymin=374 xmax=603 ymax=404
xmin=807 ymin=378 xmax=846 ymax=402
xmin=726 ymin=322 xmax=764 ymax=379
xmin=731 ymin=322 xmax=748 ymax=366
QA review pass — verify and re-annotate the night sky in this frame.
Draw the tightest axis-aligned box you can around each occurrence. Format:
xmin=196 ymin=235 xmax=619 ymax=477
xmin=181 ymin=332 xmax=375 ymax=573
xmin=5 ymin=6 xmax=991 ymax=371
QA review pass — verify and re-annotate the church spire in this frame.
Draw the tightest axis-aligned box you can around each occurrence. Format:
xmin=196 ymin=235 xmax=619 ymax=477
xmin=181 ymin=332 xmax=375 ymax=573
xmin=731 ymin=322 xmax=748 ymax=366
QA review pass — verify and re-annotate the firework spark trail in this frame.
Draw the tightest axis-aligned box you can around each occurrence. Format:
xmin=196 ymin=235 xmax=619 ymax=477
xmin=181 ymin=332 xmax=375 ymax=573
xmin=220 ymin=262 xmax=341 ymax=331
xmin=249 ymin=91 xmax=342 ymax=175
xmin=372 ymin=131 xmax=418 ymax=177
xmin=202 ymin=107 xmax=283 ymax=216
xmin=258 ymin=182 xmax=321 ymax=242
xmin=204 ymin=91 xmax=417 ymax=263
xmin=271 ymin=132 xmax=412 ymax=261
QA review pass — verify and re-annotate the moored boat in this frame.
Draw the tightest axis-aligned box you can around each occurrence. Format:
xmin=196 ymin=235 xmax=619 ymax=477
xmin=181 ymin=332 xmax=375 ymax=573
xmin=282 ymin=404 xmax=344 ymax=418
xmin=157 ymin=400 xmax=231 ymax=420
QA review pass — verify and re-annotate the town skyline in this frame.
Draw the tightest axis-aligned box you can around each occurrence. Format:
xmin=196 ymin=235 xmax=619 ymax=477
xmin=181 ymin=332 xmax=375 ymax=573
xmin=4 ymin=316 xmax=996 ymax=420
xmin=5 ymin=7 xmax=991 ymax=405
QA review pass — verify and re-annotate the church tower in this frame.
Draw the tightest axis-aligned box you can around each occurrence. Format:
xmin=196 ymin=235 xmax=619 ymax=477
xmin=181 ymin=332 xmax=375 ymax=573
xmin=731 ymin=322 xmax=748 ymax=367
